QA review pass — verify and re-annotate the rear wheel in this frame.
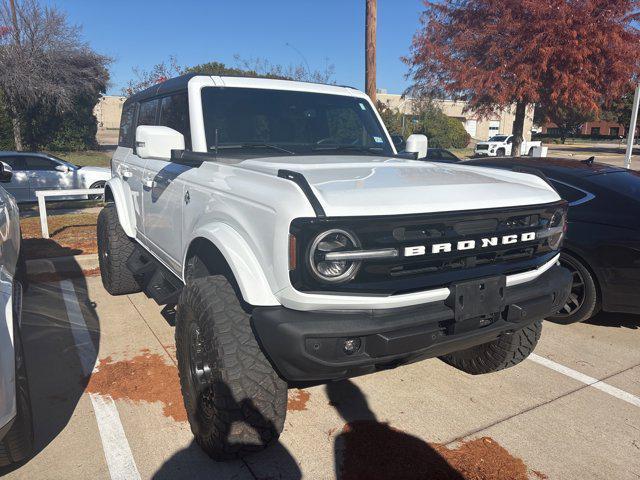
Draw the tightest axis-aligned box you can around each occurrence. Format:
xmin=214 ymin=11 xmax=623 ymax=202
xmin=441 ymin=320 xmax=542 ymax=374
xmin=97 ymin=204 xmax=141 ymax=295
xmin=0 ymin=313 xmax=34 ymax=467
xmin=548 ymin=252 xmax=599 ymax=324
xmin=175 ymin=274 xmax=287 ymax=460
xmin=528 ymin=147 xmax=534 ymax=156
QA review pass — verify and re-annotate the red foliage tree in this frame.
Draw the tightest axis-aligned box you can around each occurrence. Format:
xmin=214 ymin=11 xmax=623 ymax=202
xmin=405 ymin=0 xmax=640 ymax=155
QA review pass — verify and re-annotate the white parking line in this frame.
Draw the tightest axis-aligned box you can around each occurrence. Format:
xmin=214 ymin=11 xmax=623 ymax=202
xmin=529 ymin=353 xmax=640 ymax=408
xmin=59 ymin=279 xmax=142 ymax=480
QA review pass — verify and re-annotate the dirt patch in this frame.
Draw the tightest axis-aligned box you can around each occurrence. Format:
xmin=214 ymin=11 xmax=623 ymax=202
xmin=21 ymin=212 xmax=98 ymax=259
xmin=338 ymin=421 xmax=540 ymax=480
xmin=287 ymin=389 xmax=311 ymax=411
xmin=86 ymin=351 xmax=187 ymax=422
xmin=27 ymin=267 xmax=100 ymax=283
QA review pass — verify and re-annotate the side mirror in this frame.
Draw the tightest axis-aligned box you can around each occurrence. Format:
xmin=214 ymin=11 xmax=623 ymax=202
xmin=405 ymin=134 xmax=428 ymax=159
xmin=55 ymin=164 xmax=70 ymax=173
xmin=136 ymin=125 xmax=185 ymax=160
xmin=0 ymin=161 xmax=13 ymax=183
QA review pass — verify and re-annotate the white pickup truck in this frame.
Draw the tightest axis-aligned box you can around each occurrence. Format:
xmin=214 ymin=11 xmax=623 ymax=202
xmin=98 ymin=74 xmax=571 ymax=460
xmin=474 ymin=135 xmax=541 ymax=157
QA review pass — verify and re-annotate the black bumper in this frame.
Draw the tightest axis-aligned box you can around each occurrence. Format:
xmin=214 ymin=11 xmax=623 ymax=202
xmin=252 ymin=265 xmax=571 ymax=383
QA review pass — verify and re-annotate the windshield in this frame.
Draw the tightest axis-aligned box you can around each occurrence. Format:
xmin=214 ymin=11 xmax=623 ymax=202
xmin=488 ymin=135 xmax=508 ymax=142
xmin=201 ymin=87 xmax=393 ymax=156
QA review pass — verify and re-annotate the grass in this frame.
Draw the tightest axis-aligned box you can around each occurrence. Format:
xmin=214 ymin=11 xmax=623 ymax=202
xmin=20 ymin=211 xmax=98 ymax=259
xmin=54 ymin=150 xmax=112 ymax=168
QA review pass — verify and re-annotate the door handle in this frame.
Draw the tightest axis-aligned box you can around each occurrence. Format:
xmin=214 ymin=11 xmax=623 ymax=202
xmin=143 ymin=178 xmax=154 ymax=189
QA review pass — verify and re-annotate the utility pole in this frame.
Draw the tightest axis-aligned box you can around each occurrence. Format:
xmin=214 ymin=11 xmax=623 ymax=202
xmin=365 ymin=0 xmax=377 ymax=104
xmin=624 ymin=83 xmax=640 ymax=169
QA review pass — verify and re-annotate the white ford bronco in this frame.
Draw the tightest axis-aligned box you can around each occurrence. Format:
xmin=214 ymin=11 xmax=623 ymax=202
xmin=98 ymin=74 xmax=571 ymax=459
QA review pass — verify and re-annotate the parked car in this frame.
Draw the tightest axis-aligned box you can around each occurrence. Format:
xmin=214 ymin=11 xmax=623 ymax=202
xmin=474 ymin=135 xmax=541 ymax=157
xmin=0 ymin=161 xmax=33 ymax=467
xmin=99 ymin=74 xmax=570 ymax=459
xmin=464 ymin=156 xmax=640 ymax=323
xmin=0 ymin=152 xmax=111 ymax=202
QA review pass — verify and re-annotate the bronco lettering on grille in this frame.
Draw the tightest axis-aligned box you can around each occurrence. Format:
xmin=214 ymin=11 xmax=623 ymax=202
xmin=404 ymin=231 xmax=536 ymax=257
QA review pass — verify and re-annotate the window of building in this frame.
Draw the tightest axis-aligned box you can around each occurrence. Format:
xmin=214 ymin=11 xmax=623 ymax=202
xmin=159 ymin=93 xmax=191 ymax=149
xmin=464 ymin=119 xmax=477 ymax=138
xmin=590 ymin=127 xmax=601 ymax=135
xmin=489 ymin=120 xmax=500 ymax=136
xmin=610 ymin=127 xmax=620 ymax=137
xmin=118 ymin=102 xmax=137 ymax=148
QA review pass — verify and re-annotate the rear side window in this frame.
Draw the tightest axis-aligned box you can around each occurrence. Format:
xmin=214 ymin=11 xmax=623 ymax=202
xmin=159 ymin=93 xmax=191 ymax=149
xmin=549 ymin=180 xmax=588 ymax=204
xmin=119 ymin=102 xmax=136 ymax=148
xmin=137 ymin=99 xmax=160 ymax=127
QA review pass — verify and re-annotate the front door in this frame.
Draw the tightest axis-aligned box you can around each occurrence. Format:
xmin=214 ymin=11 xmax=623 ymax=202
xmin=23 ymin=156 xmax=79 ymax=199
xmin=0 ymin=157 xmax=30 ymax=202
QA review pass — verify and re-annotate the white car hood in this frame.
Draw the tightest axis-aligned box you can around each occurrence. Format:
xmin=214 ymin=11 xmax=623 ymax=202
xmin=239 ymin=155 xmax=560 ymax=216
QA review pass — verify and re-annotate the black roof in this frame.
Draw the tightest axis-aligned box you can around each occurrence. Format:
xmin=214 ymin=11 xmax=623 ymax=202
xmin=463 ymin=156 xmax=627 ymax=177
xmin=124 ymin=74 xmax=356 ymax=105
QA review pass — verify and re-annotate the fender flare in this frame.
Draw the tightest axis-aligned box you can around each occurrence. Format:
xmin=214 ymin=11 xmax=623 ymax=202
xmin=104 ymin=177 xmax=137 ymax=238
xmin=184 ymin=224 xmax=280 ymax=307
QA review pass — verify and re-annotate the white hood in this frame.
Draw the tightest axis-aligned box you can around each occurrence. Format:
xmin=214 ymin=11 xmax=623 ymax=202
xmin=238 ymin=155 xmax=560 ymax=217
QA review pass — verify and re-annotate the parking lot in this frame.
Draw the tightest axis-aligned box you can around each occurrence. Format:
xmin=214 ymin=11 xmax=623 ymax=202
xmin=1 ymin=262 xmax=639 ymax=480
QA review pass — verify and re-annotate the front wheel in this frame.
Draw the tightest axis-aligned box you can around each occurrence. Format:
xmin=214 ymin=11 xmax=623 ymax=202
xmin=175 ymin=275 xmax=287 ymax=460
xmin=440 ymin=320 xmax=542 ymax=374
xmin=496 ymin=148 xmax=505 ymax=156
xmin=547 ymin=252 xmax=600 ymax=324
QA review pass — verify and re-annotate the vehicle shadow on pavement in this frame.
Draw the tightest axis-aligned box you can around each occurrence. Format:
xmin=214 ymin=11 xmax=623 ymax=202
xmin=0 ymin=258 xmax=99 ymax=474
xmin=585 ymin=311 xmax=640 ymax=329
xmin=326 ymin=380 xmax=464 ymax=480
xmin=152 ymin=381 xmax=302 ymax=480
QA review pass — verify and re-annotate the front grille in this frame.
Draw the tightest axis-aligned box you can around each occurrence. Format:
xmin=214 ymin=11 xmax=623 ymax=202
xmin=475 ymin=144 xmax=489 ymax=150
xmin=290 ymin=201 xmax=565 ymax=295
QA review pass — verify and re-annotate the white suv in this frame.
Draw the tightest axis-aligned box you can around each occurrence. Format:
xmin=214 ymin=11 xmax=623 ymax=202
xmin=98 ymin=75 xmax=571 ymax=459
xmin=0 ymin=161 xmax=33 ymax=467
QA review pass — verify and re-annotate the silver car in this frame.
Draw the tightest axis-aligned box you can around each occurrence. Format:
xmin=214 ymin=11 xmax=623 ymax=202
xmin=0 ymin=161 xmax=33 ymax=466
xmin=0 ymin=152 xmax=111 ymax=203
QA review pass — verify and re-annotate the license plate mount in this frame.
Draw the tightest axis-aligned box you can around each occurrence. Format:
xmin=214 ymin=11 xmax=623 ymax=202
xmin=450 ymin=275 xmax=506 ymax=323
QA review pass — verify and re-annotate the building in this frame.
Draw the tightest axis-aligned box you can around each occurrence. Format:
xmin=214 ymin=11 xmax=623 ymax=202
xmin=542 ymin=120 xmax=630 ymax=137
xmin=377 ymin=93 xmax=535 ymax=141
xmin=93 ymin=95 xmax=126 ymax=145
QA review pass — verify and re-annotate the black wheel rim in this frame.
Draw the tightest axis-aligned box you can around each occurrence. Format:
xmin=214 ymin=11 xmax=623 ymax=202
xmin=188 ymin=323 xmax=215 ymax=419
xmin=556 ymin=257 xmax=585 ymax=317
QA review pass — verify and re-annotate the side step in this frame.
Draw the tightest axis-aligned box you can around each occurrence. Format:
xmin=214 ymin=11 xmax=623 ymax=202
xmin=126 ymin=247 xmax=183 ymax=306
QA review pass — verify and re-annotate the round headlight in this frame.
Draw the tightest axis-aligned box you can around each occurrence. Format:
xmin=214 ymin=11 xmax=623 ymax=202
xmin=308 ymin=229 xmax=361 ymax=284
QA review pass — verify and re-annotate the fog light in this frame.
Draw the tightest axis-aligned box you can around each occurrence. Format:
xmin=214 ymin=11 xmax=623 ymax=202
xmin=343 ymin=338 xmax=362 ymax=355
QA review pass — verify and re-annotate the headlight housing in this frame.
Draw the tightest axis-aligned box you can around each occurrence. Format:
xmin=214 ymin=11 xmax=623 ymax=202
xmin=308 ymin=229 xmax=361 ymax=284
xmin=539 ymin=208 xmax=566 ymax=250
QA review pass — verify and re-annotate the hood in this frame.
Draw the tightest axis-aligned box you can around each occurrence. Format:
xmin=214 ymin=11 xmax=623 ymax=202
xmin=238 ymin=155 xmax=561 ymax=217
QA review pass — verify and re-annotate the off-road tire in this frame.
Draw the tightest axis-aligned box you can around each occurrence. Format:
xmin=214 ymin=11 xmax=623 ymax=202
xmin=0 ymin=317 xmax=33 ymax=467
xmin=440 ymin=320 xmax=542 ymax=374
xmin=97 ymin=204 xmax=141 ymax=295
xmin=547 ymin=252 xmax=600 ymax=324
xmin=496 ymin=148 xmax=506 ymax=157
xmin=175 ymin=275 xmax=287 ymax=460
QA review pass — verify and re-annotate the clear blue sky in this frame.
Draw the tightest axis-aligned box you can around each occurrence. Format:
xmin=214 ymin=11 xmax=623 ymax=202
xmin=47 ymin=0 xmax=424 ymax=96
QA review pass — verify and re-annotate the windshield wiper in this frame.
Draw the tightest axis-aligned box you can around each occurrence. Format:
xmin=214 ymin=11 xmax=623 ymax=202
xmin=311 ymin=145 xmax=385 ymax=154
xmin=214 ymin=143 xmax=295 ymax=155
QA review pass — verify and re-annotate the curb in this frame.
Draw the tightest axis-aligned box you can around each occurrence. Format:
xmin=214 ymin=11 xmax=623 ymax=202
xmin=26 ymin=253 xmax=99 ymax=275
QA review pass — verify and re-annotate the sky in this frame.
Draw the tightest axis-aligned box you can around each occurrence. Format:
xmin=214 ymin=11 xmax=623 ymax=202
xmin=47 ymin=0 xmax=425 ymax=96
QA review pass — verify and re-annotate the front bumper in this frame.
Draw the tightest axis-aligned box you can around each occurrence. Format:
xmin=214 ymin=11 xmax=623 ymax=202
xmin=252 ymin=265 xmax=571 ymax=383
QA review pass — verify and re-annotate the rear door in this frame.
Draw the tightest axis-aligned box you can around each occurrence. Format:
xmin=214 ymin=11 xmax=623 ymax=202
xmin=0 ymin=156 xmax=30 ymax=202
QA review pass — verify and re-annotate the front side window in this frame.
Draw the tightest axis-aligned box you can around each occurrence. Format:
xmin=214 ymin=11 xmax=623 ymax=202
xmin=489 ymin=135 xmax=508 ymax=142
xmin=119 ymin=102 xmax=136 ymax=148
xmin=24 ymin=157 xmax=61 ymax=171
xmin=0 ymin=156 xmax=26 ymax=170
xmin=201 ymin=87 xmax=393 ymax=156
xmin=159 ymin=93 xmax=191 ymax=149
